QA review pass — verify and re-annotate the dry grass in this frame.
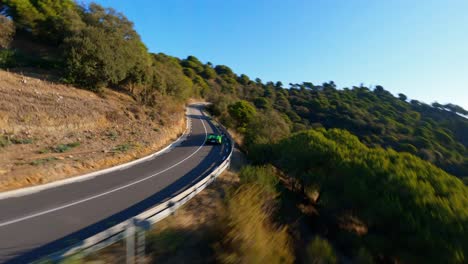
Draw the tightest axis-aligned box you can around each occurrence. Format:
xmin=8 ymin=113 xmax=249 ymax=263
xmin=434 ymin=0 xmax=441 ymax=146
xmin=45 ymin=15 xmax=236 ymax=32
xmin=0 ymin=70 xmax=185 ymax=191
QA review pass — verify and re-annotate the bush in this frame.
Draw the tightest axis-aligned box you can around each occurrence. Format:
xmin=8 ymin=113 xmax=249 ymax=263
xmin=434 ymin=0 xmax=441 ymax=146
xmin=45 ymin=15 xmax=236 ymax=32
xmin=0 ymin=135 xmax=11 ymax=148
xmin=219 ymin=185 xmax=294 ymax=264
xmin=52 ymin=142 xmax=80 ymax=153
xmin=63 ymin=4 xmax=151 ymax=91
xmin=272 ymin=129 xmax=468 ymax=263
xmin=0 ymin=50 xmax=16 ymax=68
xmin=356 ymin=247 xmax=374 ymax=264
xmin=305 ymin=237 xmax=337 ymax=264
xmin=239 ymin=165 xmax=279 ymax=193
xmin=0 ymin=15 xmax=15 ymax=49
xmin=227 ymin=100 xmax=256 ymax=129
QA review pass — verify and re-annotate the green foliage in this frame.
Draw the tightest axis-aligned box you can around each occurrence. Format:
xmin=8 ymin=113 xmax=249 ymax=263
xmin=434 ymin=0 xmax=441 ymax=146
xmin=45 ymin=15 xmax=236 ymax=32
xmin=0 ymin=49 xmax=61 ymax=69
xmin=239 ymin=165 xmax=279 ymax=193
xmin=0 ymin=134 xmax=34 ymax=147
xmin=10 ymin=137 xmax=34 ymax=144
xmin=181 ymin=55 xmax=204 ymax=73
xmin=30 ymin=157 xmax=58 ymax=166
xmin=147 ymin=229 xmax=186 ymax=257
xmin=112 ymin=143 xmax=133 ymax=152
xmin=305 ymin=237 xmax=337 ymax=264
xmin=244 ymin=110 xmax=290 ymax=148
xmin=201 ymin=65 xmax=217 ymax=79
xmin=355 ymin=247 xmax=374 ymax=264
xmin=0 ymin=49 xmax=15 ymax=68
xmin=214 ymin=65 xmax=234 ymax=77
xmin=2 ymin=0 xmax=82 ymax=44
xmin=63 ymin=4 xmax=151 ymax=91
xmin=151 ymin=53 xmax=193 ymax=101
xmin=0 ymin=135 xmax=11 ymax=147
xmin=271 ymin=129 xmax=468 ymax=263
xmin=0 ymin=15 xmax=15 ymax=49
xmin=227 ymin=100 xmax=256 ymax=130
xmin=237 ymin=74 xmax=250 ymax=85
xmin=52 ymin=142 xmax=80 ymax=153
xmin=219 ymin=185 xmax=294 ymax=264
xmin=253 ymin=97 xmax=271 ymax=109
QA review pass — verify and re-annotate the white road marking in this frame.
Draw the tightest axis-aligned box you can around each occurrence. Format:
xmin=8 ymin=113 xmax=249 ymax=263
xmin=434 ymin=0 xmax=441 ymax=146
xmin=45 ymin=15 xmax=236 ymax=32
xmin=0 ymin=113 xmax=208 ymax=228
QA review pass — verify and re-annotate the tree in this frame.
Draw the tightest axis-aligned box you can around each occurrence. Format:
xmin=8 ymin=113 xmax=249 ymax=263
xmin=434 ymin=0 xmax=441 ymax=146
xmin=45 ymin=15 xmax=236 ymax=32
xmin=219 ymin=185 xmax=294 ymax=264
xmin=2 ymin=0 xmax=82 ymax=44
xmin=181 ymin=55 xmax=204 ymax=73
xmin=253 ymin=97 xmax=271 ymax=109
xmin=305 ymin=237 xmax=337 ymax=264
xmin=201 ymin=65 xmax=216 ymax=79
xmin=443 ymin=103 xmax=468 ymax=115
xmin=303 ymin=82 xmax=313 ymax=89
xmin=63 ymin=3 xmax=151 ymax=91
xmin=272 ymin=129 xmax=468 ymax=263
xmin=238 ymin=74 xmax=250 ymax=85
xmin=398 ymin=93 xmax=407 ymax=101
xmin=151 ymin=53 xmax=193 ymax=100
xmin=245 ymin=110 xmax=290 ymax=146
xmin=0 ymin=15 xmax=15 ymax=49
xmin=228 ymin=100 xmax=257 ymax=129
xmin=214 ymin=64 xmax=234 ymax=76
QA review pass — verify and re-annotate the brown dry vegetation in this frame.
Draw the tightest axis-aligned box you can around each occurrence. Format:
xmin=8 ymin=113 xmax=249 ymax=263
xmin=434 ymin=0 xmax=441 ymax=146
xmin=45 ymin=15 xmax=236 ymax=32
xmin=0 ymin=70 xmax=185 ymax=191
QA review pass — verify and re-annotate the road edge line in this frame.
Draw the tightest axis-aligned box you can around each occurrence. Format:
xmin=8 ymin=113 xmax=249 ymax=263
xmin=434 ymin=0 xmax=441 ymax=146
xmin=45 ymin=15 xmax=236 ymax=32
xmin=0 ymin=106 xmax=194 ymax=200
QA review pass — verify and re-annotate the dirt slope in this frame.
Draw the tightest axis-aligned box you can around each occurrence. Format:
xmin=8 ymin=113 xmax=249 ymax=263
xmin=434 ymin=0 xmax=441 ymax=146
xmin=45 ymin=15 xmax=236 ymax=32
xmin=0 ymin=70 xmax=185 ymax=191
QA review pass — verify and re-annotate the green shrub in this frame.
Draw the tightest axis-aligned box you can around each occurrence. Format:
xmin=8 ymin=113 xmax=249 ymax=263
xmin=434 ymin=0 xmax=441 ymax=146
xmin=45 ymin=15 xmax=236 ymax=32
xmin=239 ymin=165 xmax=279 ymax=193
xmin=219 ymin=185 xmax=294 ymax=264
xmin=11 ymin=137 xmax=34 ymax=144
xmin=30 ymin=157 xmax=58 ymax=166
xmin=0 ymin=15 xmax=15 ymax=49
xmin=112 ymin=143 xmax=132 ymax=153
xmin=0 ymin=49 xmax=16 ymax=68
xmin=0 ymin=135 xmax=11 ymax=148
xmin=107 ymin=130 xmax=118 ymax=141
xmin=63 ymin=4 xmax=152 ymax=91
xmin=227 ymin=100 xmax=256 ymax=129
xmin=305 ymin=237 xmax=337 ymax=264
xmin=147 ymin=229 xmax=186 ymax=257
xmin=272 ymin=129 xmax=468 ymax=263
xmin=52 ymin=142 xmax=80 ymax=153
xmin=356 ymin=247 xmax=374 ymax=264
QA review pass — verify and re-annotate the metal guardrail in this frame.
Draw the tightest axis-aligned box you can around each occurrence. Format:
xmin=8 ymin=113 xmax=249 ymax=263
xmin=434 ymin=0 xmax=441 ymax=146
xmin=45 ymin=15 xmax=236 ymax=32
xmin=34 ymin=118 xmax=234 ymax=263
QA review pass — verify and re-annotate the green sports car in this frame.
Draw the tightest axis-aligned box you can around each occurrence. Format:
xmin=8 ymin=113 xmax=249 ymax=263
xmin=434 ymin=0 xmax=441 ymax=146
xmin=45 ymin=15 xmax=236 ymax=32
xmin=206 ymin=133 xmax=223 ymax=145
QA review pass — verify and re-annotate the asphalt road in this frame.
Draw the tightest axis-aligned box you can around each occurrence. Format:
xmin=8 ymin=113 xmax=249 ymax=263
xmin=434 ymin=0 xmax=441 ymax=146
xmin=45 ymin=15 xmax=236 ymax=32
xmin=0 ymin=104 xmax=227 ymax=263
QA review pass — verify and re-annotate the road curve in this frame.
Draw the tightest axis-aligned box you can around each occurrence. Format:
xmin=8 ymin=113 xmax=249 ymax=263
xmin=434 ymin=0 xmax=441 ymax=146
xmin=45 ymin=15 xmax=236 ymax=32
xmin=0 ymin=104 xmax=227 ymax=263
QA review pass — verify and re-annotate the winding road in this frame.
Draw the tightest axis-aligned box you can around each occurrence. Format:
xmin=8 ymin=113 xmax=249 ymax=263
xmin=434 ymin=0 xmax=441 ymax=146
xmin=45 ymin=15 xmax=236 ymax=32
xmin=0 ymin=104 xmax=228 ymax=263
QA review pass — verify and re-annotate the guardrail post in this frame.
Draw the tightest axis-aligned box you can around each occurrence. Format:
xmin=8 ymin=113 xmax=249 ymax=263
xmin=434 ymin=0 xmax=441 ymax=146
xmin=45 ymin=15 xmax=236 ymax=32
xmin=134 ymin=218 xmax=151 ymax=263
xmin=126 ymin=220 xmax=136 ymax=264
xmin=136 ymin=228 xmax=146 ymax=263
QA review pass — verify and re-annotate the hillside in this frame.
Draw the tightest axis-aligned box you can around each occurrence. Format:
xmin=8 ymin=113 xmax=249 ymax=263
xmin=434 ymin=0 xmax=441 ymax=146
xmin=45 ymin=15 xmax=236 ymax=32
xmin=0 ymin=70 xmax=184 ymax=191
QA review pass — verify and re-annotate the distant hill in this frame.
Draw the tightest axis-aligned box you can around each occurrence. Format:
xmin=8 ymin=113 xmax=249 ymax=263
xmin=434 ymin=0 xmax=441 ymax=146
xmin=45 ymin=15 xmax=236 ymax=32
xmin=175 ymin=55 xmax=468 ymax=179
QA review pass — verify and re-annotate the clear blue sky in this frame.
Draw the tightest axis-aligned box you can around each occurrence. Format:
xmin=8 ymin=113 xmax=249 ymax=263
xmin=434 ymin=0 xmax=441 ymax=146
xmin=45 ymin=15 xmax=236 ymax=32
xmin=85 ymin=0 xmax=468 ymax=109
